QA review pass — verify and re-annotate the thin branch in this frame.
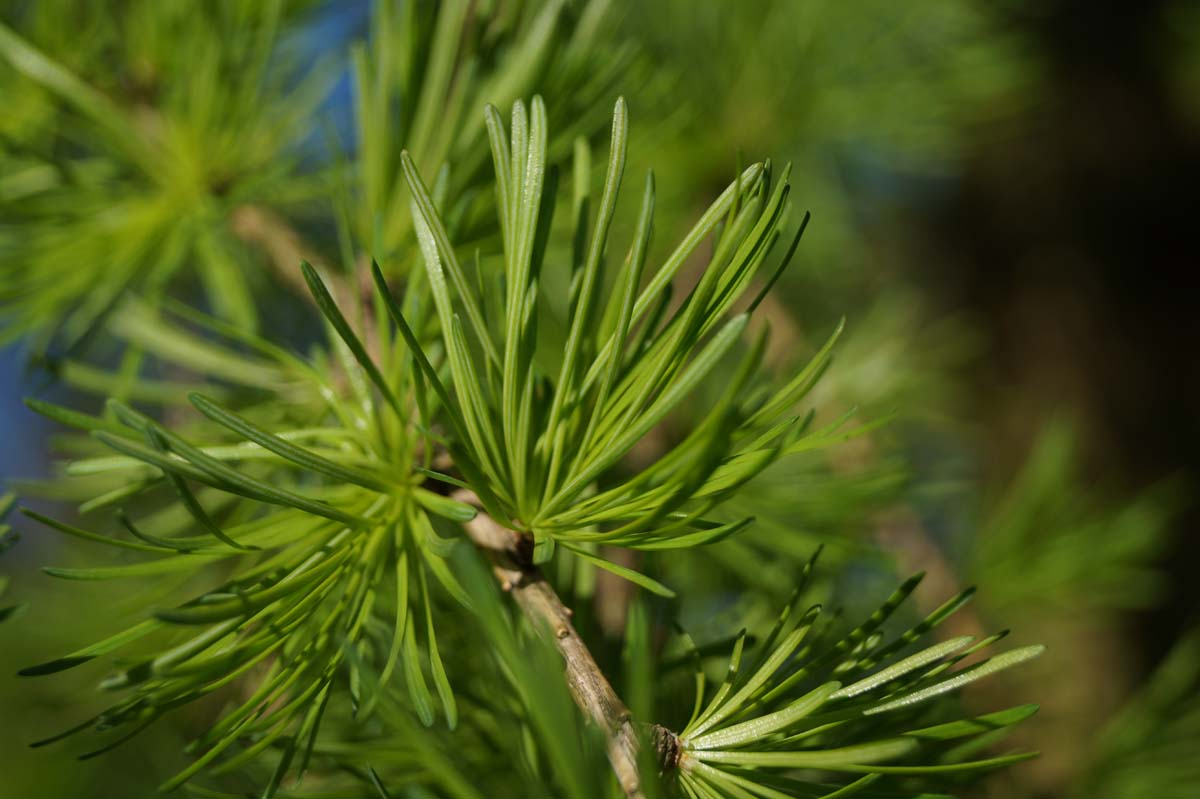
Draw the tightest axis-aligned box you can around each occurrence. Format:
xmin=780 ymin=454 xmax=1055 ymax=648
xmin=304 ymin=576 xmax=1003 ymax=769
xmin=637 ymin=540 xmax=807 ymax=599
xmin=456 ymin=493 xmax=678 ymax=798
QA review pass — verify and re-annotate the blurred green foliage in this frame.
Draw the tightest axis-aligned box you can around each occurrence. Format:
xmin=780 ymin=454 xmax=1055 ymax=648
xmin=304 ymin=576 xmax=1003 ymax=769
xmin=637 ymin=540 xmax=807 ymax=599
xmin=0 ymin=0 xmax=333 ymax=343
xmin=620 ymin=0 xmax=1034 ymax=300
xmin=1071 ymin=628 xmax=1200 ymax=799
xmin=970 ymin=421 xmax=1176 ymax=614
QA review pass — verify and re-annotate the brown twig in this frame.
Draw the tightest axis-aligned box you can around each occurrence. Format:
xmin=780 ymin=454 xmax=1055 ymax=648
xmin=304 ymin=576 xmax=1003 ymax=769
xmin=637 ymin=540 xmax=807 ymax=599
xmin=455 ymin=492 xmax=677 ymax=798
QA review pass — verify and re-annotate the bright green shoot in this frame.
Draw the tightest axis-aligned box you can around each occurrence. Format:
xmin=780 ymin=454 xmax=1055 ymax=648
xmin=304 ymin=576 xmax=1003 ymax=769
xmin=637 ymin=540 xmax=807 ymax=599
xmin=672 ymin=551 xmax=1044 ymax=798
xmin=391 ymin=96 xmax=854 ymax=577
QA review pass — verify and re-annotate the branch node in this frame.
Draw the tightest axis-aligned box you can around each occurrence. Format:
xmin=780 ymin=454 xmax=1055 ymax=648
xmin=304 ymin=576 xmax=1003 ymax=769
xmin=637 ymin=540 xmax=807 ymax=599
xmin=651 ymin=725 xmax=682 ymax=772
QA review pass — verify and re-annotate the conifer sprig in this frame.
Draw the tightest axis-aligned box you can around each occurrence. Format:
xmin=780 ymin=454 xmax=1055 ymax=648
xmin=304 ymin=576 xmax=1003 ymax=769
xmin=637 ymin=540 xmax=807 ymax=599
xmin=9 ymin=92 xmax=1044 ymax=798
xmin=671 ymin=553 xmax=1043 ymax=798
xmin=391 ymin=95 xmax=864 ymax=579
xmin=17 ymin=279 xmax=475 ymax=791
